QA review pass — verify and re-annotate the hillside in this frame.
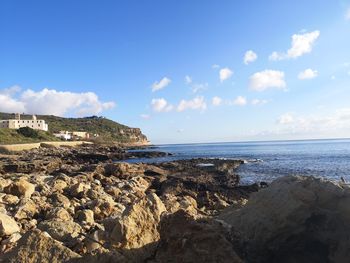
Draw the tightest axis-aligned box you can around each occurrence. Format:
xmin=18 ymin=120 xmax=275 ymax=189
xmin=0 ymin=128 xmax=59 ymax=145
xmin=0 ymin=112 xmax=149 ymax=145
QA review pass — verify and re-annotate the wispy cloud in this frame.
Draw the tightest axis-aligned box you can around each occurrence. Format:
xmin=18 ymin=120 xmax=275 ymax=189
xmin=212 ymin=96 xmax=222 ymax=106
xmin=177 ymin=96 xmax=207 ymax=112
xmin=185 ymin=75 xmax=192 ymax=84
xmin=346 ymin=7 xmax=350 ymax=20
xmin=152 ymin=77 xmax=171 ymax=92
xmin=232 ymin=96 xmax=247 ymax=106
xmin=251 ymin=99 xmax=268 ymax=105
xmin=140 ymin=114 xmax=151 ymax=119
xmin=269 ymin=30 xmax=320 ymax=61
xmin=274 ymin=109 xmax=350 ymax=138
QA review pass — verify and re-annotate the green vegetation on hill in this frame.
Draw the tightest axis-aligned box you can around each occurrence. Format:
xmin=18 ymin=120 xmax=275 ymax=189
xmin=0 ymin=128 xmax=59 ymax=144
xmin=0 ymin=112 xmax=148 ymax=144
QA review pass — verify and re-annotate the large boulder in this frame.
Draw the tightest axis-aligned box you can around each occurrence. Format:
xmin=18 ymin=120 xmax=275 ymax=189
xmin=109 ymin=193 xmax=166 ymax=260
xmin=220 ymin=175 xmax=350 ymax=263
xmin=0 ymin=229 xmax=80 ymax=263
xmin=155 ymin=210 xmax=242 ymax=263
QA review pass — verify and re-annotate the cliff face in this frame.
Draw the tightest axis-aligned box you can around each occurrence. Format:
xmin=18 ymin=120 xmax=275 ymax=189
xmin=118 ymin=128 xmax=149 ymax=145
xmin=0 ymin=112 xmax=149 ymax=145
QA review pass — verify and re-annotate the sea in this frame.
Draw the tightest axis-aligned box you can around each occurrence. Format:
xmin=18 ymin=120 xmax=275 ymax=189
xmin=127 ymin=138 xmax=350 ymax=185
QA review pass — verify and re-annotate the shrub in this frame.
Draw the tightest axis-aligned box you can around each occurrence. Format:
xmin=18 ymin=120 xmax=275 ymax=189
xmin=17 ymin=127 xmax=39 ymax=138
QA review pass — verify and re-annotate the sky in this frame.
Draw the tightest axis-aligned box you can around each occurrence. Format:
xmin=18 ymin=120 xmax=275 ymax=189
xmin=0 ymin=1 xmax=350 ymax=144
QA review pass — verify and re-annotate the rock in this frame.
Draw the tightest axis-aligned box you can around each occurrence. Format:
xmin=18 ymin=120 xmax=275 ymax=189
xmin=0 ymin=213 xmax=20 ymax=237
xmin=155 ymin=210 xmax=242 ymax=263
xmin=69 ymin=251 xmax=127 ymax=263
xmin=50 ymin=193 xmax=71 ymax=208
xmin=68 ymin=182 xmax=91 ymax=198
xmin=38 ymin=220 xmax=82 ymax=244
xmin=1 ymin=232 xmax=22 ymax=253
xmin=4 ymin=179 xmax=35 ymax=198
xmin=220 ymin=175 xmax=350 ymax=263
xmin=0 ymin=194 xmax=19 ymax=205
xmin=76 ymin=209 xmax=94 ymax=225
xmin=0 ymin=229 xmax=80 ymax=263
xmin=83 ymin=229 xmax=106 ymax=253
xmin=89 ymin=199 xmax=116 ymax=220
xmin=51 ymin=179 xmax=68 ymax=192
xmin=2 ymin=162 xmax=38 ymax=174
xmin=0 ymin=178 xmax=11 ymax=191
xmin=14 ymin=199 xmax=38 ymax=220
xmin=109 ymin=193 xmax=166 ymax=259
xmin=46 ymin=207 xmax=72 ymax=221
xmin=162 ymin=194 xmax=198 ymax=216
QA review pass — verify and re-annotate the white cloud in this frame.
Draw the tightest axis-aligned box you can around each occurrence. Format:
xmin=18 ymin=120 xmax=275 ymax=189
xmin=219 ymin=67 xmax=233 ymax=82
xmin=0 ymin=87 xmax=115 ymax=116
xmin=140 ymin=114 xmax=150 ymax=119
xmin=269 ymin=30 xmax=320 ymax=61
xmin=298 ymin=68 xmax=318 ymax=80
xmin=232 ymin=96 xmax=247 ymax=106
xmin=244 ymin=50 xmax=258 ymax=65
xmin=346 ymin=8 xmax=350 ymax=20
xmin=191 ymin=83 xmax=208 ymax=93
xmin=278 ymin=113 xmax=295 ymax=124
xmin=249 ymin=70 xmax=286 ymax=91
xmin=275 ymin=109 xmax=350 ymax=138
xmin=151 ymin=98 xmax=173 ymax=112
xmin=251 ymin=99 xmax=268 ymax=105
xmin=212 ymin=96 xmax=222 ymax=106
xmin=177 ymin=96 xmax=207 ymax=112
xmin=212 ymin=64 xmax=220 ymax=69
xmin=185 ymin=75 xmax=192 ymax=84
xmin=152 ymin=77 xmax=171 ymax=92
xmin=0 ymin=94 xmax=26 ymax=113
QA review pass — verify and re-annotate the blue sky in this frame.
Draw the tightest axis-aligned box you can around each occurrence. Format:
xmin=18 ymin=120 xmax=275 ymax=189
xmin=0 ymin=1 xmax=350 ymax=144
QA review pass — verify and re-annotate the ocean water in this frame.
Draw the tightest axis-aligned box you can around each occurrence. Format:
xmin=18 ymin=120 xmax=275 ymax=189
xmin=127 ymin=139 xmax=350 ymax=185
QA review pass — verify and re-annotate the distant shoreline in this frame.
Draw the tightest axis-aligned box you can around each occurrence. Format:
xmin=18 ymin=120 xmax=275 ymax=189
xmin=155 ymin=137 xmax=350 ymax=146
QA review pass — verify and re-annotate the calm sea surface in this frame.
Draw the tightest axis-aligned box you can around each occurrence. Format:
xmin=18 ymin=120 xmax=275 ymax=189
xmin=127 ymin=139 xmax=350 ymax=185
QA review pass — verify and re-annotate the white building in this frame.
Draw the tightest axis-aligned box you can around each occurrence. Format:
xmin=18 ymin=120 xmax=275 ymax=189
xmin=53 ymin=131 xmax=90 ymax=141
xmin=0 ymin=113 xmax=48 ymax=131
xmin=53 ymin=131 xmax=72 ymax=140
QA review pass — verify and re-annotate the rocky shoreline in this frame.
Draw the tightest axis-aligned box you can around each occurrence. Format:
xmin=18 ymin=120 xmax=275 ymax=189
xmin=0 ymin=144 xmax=349 ymax=262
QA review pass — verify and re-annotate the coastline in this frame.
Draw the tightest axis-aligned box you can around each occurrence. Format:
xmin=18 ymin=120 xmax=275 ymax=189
xmin=0 ymin=144 xmax=349 ymax=262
